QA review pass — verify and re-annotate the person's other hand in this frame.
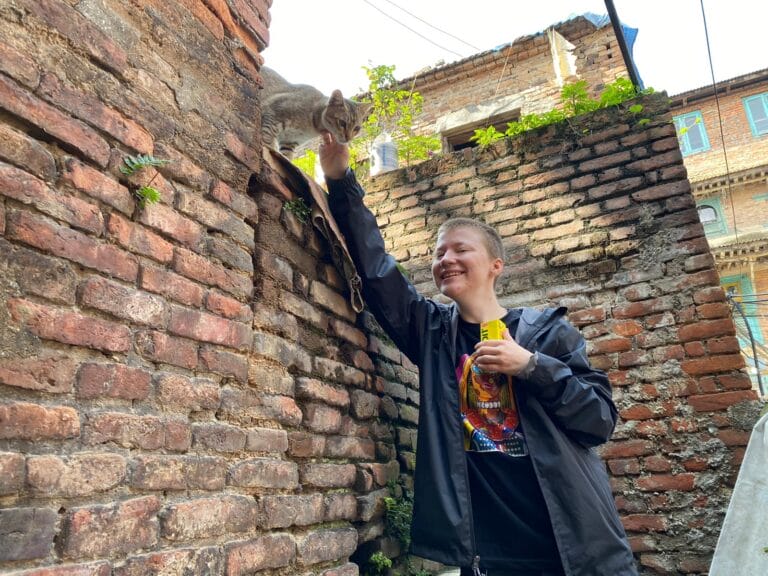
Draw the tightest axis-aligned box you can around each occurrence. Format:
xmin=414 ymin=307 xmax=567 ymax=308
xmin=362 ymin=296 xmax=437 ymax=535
xmin=319 ymin=132 xmax=350 ymax=180
xmin=473 ymin=329 xmax=533 ymax=376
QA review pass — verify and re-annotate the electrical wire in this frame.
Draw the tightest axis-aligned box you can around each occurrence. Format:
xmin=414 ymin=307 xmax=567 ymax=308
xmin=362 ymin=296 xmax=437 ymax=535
xmin=699 ymin=0 xmax=739 ymax=243
xmin=361 ymin=0 xmax=466 ymax=59
xmin=377 ymin=0 xmax=481 ymax=52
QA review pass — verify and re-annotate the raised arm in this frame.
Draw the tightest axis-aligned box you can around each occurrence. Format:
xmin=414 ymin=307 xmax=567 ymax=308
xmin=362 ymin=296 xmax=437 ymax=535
xmin=320 ymin=134 xmax=440 ymax=362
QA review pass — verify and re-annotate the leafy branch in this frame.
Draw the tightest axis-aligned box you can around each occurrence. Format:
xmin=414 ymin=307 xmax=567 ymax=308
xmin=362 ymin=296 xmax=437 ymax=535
xmin=283 ymin=197 xmax=311 ymax=224
xmin=120 ymin=154 xmax=170 ymax=208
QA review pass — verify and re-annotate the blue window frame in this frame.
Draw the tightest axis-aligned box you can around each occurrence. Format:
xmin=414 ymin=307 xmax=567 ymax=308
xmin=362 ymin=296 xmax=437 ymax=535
xmin=722 ymin=274 xmax=764 ymax=345
xmin=696 ymin=198 xmax=727 ymax=237
xmin=743 ymin=92 xmax=768 ymax=136
xmin=673 ymin=111 xmax=710 ymax=156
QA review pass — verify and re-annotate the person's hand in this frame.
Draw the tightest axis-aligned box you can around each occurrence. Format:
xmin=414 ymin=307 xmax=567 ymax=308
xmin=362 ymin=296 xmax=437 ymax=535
xmin=319 ymin=132 xmax=350 ymax=180
xmin=473 ymin=329 xmax=534 ymax=376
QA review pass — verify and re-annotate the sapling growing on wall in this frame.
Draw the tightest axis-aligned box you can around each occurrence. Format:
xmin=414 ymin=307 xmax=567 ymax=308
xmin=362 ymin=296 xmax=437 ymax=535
xmin=120 ymin=154 xmax=170 ymax=208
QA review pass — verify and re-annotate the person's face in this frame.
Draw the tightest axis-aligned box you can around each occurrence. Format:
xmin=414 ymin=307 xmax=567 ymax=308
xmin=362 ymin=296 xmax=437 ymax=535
xmin=431 ymin=227 xmax=503 ymax=302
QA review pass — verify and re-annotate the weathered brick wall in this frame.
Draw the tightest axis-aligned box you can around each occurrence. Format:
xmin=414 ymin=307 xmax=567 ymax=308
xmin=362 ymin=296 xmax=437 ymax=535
xmin=1 ymin=0 xmax=416 ymax=574
xmin=364 ymin=93 xmax=764 ymax=575
xmin=407 ymin=19 xmax=629 ymax=135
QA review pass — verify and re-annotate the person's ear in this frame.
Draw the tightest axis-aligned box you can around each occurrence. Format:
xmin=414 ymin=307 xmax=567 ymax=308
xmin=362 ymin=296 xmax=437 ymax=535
xmin=490 ymin=257 xmax=504 ymax=279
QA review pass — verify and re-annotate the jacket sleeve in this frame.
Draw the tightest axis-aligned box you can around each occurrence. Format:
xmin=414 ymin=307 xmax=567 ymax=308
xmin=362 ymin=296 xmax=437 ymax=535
xmin=523 ymin=317 xmax=618 ymax=448
xmin=326 ymin=169 xmax=438 ymax=363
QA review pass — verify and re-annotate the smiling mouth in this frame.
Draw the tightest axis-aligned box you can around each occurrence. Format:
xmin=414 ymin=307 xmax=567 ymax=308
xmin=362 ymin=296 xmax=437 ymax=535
xmin=441 ymin=271 xmax=463 ymax=280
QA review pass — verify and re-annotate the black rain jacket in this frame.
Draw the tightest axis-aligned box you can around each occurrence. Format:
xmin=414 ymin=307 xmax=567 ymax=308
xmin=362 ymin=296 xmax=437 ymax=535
xmin=327 ymin=171 xmax=637 ymax=576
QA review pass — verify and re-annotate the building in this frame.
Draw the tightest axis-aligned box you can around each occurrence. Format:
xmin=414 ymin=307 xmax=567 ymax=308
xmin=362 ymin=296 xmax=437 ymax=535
xmin=669 ymin=68 xmax=768 ymax=393
xmin=398 ymin=13 xmax=638 ymax=152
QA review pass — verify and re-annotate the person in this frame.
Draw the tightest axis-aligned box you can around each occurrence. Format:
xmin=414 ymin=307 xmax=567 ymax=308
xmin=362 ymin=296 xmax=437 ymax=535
xmin=319 ymin=132 xmax=637 ymax=576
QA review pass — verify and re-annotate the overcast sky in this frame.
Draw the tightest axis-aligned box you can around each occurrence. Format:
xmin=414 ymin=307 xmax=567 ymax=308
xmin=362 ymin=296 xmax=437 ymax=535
xmin=264 ymin=0 xmax=768 ymax=98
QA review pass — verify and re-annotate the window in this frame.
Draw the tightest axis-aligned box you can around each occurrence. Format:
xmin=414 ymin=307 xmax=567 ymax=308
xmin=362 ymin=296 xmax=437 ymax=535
xmin=673 ymin=111 xmax=710 ymax=156
xmin=743 ymin=92 xmax=768 ymax=137
xmin=696 ymin=199 xmax=727 ymax=237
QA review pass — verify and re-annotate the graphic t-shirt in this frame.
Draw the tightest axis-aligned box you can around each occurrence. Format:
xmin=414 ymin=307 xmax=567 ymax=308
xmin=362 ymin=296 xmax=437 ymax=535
xmin=455 ymin=310 xmax=562 ymax=573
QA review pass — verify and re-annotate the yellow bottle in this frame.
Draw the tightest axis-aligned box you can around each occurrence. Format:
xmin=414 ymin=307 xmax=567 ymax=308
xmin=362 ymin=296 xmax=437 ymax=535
xmin=480 ymin=318 xmax=505 ymax=341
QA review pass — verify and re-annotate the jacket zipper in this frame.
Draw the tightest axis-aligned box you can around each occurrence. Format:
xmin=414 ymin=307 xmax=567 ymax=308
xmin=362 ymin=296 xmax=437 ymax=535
xmin=448 ymin=307 xmax=481 ymax=573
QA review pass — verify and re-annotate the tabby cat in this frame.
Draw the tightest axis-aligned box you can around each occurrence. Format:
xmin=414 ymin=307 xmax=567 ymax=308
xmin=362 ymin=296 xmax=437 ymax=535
xmin=260 ymin=66 xmax=370 ymax=159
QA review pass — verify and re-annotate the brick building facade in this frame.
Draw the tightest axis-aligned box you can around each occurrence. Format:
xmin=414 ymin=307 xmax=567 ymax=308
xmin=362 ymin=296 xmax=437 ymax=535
xmin=670 ymin=69 xmax=768 ymax=394
xmin=397 ymin=14 xmax=634 ymax=152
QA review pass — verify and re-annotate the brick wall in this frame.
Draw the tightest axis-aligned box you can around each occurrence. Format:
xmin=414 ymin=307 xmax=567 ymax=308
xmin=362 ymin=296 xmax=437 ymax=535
xmin=0 ymin=0 xmax=418 ymax=574
xmin=407 ymin=19 xmax=630 ymax=136
xmin=363 ymin=93 xmax=763 ymax=574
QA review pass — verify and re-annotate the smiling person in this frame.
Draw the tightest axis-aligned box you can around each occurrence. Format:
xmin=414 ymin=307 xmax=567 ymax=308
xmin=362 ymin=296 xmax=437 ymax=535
xmin=320 ymin=133 xmax=637 ymax=576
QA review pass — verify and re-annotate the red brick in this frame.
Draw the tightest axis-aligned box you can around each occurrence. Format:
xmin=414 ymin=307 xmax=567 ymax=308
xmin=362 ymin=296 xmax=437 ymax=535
xmin=0 ymin=125 xmax=55 ymax=180
xmin=6 ymin=210 xmax=139 ymax=282
xmin=607 ymin=458 xmax=640 ymax=476
xmin=161 ymin=495 xmax=258 ymax=541
xmin=303 ymin=403 xmax=343 ymax=433
xmin=682 ymin=457 xmax=709 ymax=472
xmin=5 ymin=562 xmax=111 ymax=575
xmin=27 ymin=453 xmax=126 ymax=497
xmin=0 ymin=353 xmax=78 ymax=394
xmin=569 ymin=306 xmax=606 ymax=326
xmin=630 ymin=180 xmax=690 ymax=202
xmin=114 ymin=547 xmax=222 ymax=576
xmin=717 ymin=373 xmax=753 ymax=390
xmin=107 ymin=213 xmax=174 ymax=263
xmin=0 ymin=401 xmax=79 ymax=440
xmin=229 ymin=458 xmax=299 ymax=489
xmin=80 ymin=276 xmax=168 ymax=328
xmin=258 ymin=494 xmax=324 ymax=529
xmin=688 ymin=390 xmax=758 ymax=412
xmin=326 ymin=436 xmax=376 ymax=460
xmin=0 ymin=41 xmax=40 ymax=88
xmin=131 ymin=455 xmax=226 ymax=491
xmin=76 ymin=363 xmax=151 ymax=400
xmin=644 ymin=455 xmax=673 ymax=472
xmin=0 ymin=162 xmax=103 ymax=233
xmin=621 ymin=514 xmax=668 ymax=533
xmin=684 ymin=341 xmax=706 ymax=357
xmin=135 ymin=330 xmax=199 ymax=370
xmin=140 ymin=264 xmax=205 ymax=307
xmin=296 ymin=527 xmax=357 ymax=566
xmin=681 ymin=354 xmax=745 ymax=376
xmin=693 ymin=286 xmax=726 ymax=304
xmin=0 ymin=75 xmax=109 ymax=166
xmin=19 ymin=0 xmax=127 ymax=73
xmin=706 ymin=336 xmax=741 ymax=355
xmin=677 ymin=319 xmax=736 ymax=342
xmin=590 ymin=337 xmax=632 ymax=354
xmin=310 ymin=281 xmax=356 ymax=322
xmin=199 ymin=345 xmax=249 ymax=382
xmin=600 ymin=439 xmax=655 ymax=459
xmin=140 ymin=202 xmax=204 ymax=249
xmin=9 ymin=298 xmax=131 ymax=352
xmin=619 ymin=404 xmax=655 ymax=421
xmin=84 ymin=412 xmax=188 ymax=451
xmin=246 ymin=427 xmax=289 ymax=453
xmin=613 ymin=296 xmax=673 ymax=319
xmin=611 ymin=320 xmax=643 ymax=337
xmin=210 ymin=179 xmax=258 ymax=222
xmin=226 ymin=534 xmax=296 ymax=576
xmin=192 ymin=423 xmax=247 ymax=452
xmin=61 ymin=157 xmax=134 ymax=215
xmin=224 ymin=131 xmax=260 ymax=172
xmin=717 ymin=429 xmax=751 ymax=446
xmin=177 ymin=190 xmax=254 ymax=248
xmin=174 ymin=247 xmax=251 ymax=299
xmin=156 ymin=372 xmax=220 ymax=411
xmin=169 ymin=305 xmax=251 ymax=350
xmin=206 ymin=290 xmax=253 ymax=321
xmin=299 ymin=463 xmax=356 ymax=488
xmin=636 ymin=473 xmax=696 ymax=492
xmin=61 ymin=497 xmax=160 ymax=559
xmin=287 ymin=432 xmax=326 ymax=458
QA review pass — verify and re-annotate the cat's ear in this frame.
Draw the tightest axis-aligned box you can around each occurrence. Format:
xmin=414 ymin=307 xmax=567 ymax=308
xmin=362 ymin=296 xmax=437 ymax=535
xmin=357 ymin=102 xmax=373 ymax=120
xmin=329 ymin=90 xmax=345 ymax=105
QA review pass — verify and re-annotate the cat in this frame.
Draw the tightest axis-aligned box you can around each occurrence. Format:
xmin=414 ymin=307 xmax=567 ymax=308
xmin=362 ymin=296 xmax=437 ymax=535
xmin=260 ymin=66 xmax=370 ymax=159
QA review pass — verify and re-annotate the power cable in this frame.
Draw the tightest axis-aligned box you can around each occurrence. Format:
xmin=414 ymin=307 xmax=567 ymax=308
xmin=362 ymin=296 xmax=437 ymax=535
xmin=377 ymin=0 xmax=481 ymax=52
xmin=361 ymin=0 xmax=466 ymax=59
xmin=699 ymin=0 xmax=739 ymax=243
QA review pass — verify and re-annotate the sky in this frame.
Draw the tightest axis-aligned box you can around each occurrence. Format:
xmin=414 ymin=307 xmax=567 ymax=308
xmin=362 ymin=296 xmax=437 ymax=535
xmin=264 ymin=0 xmax=768 ymax=99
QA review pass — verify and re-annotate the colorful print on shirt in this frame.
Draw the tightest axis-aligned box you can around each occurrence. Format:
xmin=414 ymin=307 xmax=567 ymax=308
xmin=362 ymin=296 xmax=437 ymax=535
xmin=457 ymin=353 xmax=528 ymax=457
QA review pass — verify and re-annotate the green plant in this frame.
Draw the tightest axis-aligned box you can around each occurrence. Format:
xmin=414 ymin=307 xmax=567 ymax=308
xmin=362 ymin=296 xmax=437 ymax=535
xmin=120 ymin=154 xmax=170 ymax=208
xmin=283 ymin=197 xmax=311 ymax=224
xmin=470 ymin=77 xmax=654 ymax=149
xmin=383 ymin=484 xmax=414 ymax=551
xmin=364 ymin=551 xmax=393 ymax=576
xmin=292 ymin=149 xmax=317 ymax=179
xmin=351 ymin=63 xmax=441 ymax=170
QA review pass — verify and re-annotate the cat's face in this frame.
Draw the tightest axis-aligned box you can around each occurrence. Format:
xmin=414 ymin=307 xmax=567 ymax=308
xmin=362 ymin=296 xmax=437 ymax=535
xmin=323 ymin=90 xmax=371 ymax=144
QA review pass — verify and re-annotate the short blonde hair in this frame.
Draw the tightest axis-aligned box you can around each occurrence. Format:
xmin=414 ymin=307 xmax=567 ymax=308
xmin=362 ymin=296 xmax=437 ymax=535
xmin=436 ymin=217 xmax=505 ymax=261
